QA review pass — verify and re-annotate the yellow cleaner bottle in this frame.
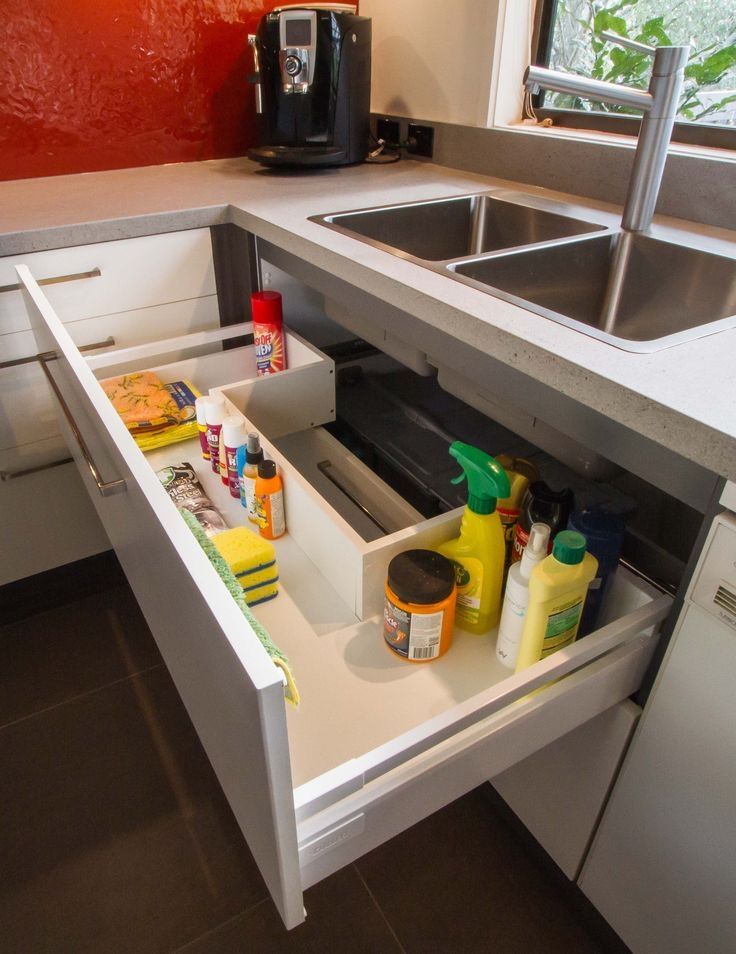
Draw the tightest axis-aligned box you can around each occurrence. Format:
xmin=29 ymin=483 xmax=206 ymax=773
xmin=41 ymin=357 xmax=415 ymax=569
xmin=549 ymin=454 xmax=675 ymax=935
xmin=436 ymin=442 xmax=510 ymax=634
xmin=515 ymin=530 xmax=598 ymax=671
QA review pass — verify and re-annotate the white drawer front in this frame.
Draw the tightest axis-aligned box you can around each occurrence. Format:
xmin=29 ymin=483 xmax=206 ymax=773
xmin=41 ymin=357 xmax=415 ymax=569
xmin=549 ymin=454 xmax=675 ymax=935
xmin=0 ymin=461 xmax=109 ymax=585
xmin=1 ymin=229 xmax=216 ymax=334
xmin=15 ymin=261 xmax=673 ymax=932
xmin=0 ymin=296 xmax=220 ymax=457
xmin=17 ymin=264 xmax=305 ymax=930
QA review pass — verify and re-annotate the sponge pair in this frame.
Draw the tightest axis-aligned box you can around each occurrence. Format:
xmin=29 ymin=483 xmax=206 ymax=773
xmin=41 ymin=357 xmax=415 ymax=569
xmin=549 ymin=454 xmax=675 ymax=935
xmin=213 ymin=526 xmax=279 ymax=606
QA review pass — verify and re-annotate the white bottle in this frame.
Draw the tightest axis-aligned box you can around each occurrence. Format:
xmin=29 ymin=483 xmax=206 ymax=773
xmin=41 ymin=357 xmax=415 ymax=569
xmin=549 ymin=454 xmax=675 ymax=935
xmin=222 ymin=416 xmax=247 ymax=499
xmin=496 ymin=522 xmax=550 ymax=669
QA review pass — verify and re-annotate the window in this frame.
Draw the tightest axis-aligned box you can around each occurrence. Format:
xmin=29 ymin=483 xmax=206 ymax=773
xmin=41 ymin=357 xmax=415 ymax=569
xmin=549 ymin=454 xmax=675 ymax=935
xmin=532 ymin=0 xmax=736 ymax=149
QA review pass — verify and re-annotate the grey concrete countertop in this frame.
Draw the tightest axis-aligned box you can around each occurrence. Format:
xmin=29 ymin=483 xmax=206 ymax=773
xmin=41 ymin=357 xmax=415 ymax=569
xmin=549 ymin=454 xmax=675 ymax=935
xmin=1 ymin=156 xmax=734 ymax=480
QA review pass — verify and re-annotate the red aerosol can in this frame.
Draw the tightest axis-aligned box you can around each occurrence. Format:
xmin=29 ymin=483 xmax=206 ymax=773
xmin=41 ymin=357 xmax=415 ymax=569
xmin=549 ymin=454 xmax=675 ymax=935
xmin=251 ymin=291 xmax=287 ymax=376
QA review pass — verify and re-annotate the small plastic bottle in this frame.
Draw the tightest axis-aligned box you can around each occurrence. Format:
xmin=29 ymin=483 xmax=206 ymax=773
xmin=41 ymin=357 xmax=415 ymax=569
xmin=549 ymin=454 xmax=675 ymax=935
xmin=195 ymin=396 xmax=211 ymax=461
xmin=222 ymin=417 xmax=247 ymax=499
xmin=496 ymin=522 xmax=550 ymax=669
xmin=218 ymin=428 xmax=228 ymax=485
xmin=512 ymin=481 xmax=574 ymax=564
xmin=255 ymin=459 xmax=286 ymax=539
xmin=205 ymin=394 xmax=226 ymax=476
xmin=567 ymin=508 xmax=625 ymax=637
xmin=240 ymin=432 xmax=264 ymax=522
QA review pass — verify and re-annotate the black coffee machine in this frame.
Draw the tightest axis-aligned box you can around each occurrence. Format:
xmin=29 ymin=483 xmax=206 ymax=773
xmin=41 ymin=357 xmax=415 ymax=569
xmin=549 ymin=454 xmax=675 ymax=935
xmin=247 ymin=4 xmax=371 ymax=168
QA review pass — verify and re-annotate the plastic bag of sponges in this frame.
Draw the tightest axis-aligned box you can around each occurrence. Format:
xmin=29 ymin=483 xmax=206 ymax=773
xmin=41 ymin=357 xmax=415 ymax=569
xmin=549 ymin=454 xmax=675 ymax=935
xmin=100 ymin=371 xmax=200 ymax=450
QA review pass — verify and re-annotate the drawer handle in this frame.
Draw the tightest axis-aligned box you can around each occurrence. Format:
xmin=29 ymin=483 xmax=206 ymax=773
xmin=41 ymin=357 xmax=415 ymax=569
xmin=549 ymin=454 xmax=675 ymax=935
xmin=1 ymin=457 xmax=74 ymax=481
xmin=0 ymin=267 xmax=101 ymax=294
xmin=0 ymin=336 xmax=116 ymax=372
xmin=37 ymin=352 xmax=126 ymax=497
xmin=317 ymin=459 xmax=390 ymax=534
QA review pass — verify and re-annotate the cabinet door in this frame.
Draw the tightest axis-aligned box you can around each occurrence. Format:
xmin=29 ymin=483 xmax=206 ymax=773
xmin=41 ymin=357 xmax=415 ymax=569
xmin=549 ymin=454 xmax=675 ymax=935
xmin=17 ymin=265 xmax=306 ymax=930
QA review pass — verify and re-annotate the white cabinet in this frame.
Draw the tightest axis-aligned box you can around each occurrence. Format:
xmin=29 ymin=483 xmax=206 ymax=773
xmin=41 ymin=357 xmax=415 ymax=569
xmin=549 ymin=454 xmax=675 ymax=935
xmin=0 ymin=230 xmax=219 ymax=583
xmin=579 ymin=511 xmax=736 ymax=954
xmin=16 ymin=259 xmax=672 ymax=929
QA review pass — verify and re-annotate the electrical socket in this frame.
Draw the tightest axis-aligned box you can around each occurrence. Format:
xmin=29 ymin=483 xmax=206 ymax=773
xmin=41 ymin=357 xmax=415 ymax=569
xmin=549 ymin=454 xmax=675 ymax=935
xmin=376 ymin=118 xmax=400 ymax=146
xmin=407 ymin=123 xmax=434 ymax=158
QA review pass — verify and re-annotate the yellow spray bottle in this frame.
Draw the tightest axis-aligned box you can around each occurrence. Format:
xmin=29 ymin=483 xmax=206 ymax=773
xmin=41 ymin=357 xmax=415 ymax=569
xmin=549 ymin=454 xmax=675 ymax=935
xmin=437 ymin=442 xmax=510 ymax=634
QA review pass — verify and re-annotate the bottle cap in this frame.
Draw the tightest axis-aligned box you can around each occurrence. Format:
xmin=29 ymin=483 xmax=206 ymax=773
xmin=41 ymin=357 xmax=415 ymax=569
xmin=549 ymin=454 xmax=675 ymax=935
xmin=387 ymin=549 xmax=455 ymax=606
xmin=524 ymin=481 xmax=575 ymax=521
xmin=552 ymin=530 xmax=587 ymax=566
xmin=568 ymin=508 xmax=625 ymax=548
xmin=205 ymin=394 xmax=226 ymax=426
xmin=251 ymin=290 xmax=283 ymax=326
xmin=246 ymin=431 xmax=264 ymax=463
xmin=520 ymin=522 xmax=551 ymax=579
xmin=222 ymin=416 xmax=246 ymax=449
xmin=195 ymin=396 xmax=210 ymax=426
xmin=258 ymin=459 xmax=277 ymax=479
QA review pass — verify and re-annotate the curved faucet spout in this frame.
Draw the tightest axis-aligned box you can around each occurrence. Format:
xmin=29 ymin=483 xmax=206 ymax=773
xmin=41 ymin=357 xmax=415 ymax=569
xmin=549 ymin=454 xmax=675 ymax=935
xmin=525 ymin=44 xmax=689 ymax=231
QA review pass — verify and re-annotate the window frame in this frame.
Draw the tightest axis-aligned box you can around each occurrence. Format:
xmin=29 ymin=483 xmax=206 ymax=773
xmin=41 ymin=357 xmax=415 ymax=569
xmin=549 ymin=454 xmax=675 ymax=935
xmin=531 ymin=0 xmax=736 ymax=152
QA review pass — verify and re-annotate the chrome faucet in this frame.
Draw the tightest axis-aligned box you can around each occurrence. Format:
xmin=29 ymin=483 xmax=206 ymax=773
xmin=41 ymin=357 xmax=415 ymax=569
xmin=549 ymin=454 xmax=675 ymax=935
xmin=524 ymin=34 xmax=689 ymax=231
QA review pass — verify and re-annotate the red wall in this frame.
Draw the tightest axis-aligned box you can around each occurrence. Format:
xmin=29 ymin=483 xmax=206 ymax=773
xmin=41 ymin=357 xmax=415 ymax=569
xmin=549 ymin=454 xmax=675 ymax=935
xmin=0 ymin=0 xmax=286 ymax=181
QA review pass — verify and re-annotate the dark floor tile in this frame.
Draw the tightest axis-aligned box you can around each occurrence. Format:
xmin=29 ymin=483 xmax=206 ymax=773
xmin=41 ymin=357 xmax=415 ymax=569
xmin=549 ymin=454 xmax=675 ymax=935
xmin=0 ymin=583 xmax=163 ymax=726
xmin=2 ymin=550 xmax=124 ymax=624
xmin=178 ymin=865 xmax=404 ymax=954
xmin=0 ymin=666 xmax=267 ymax=954
xmin=356 ymin=788 xmax=605 ymax=954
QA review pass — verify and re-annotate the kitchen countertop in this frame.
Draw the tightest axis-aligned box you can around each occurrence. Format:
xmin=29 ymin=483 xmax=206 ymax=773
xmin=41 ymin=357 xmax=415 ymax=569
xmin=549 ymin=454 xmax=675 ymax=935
xmin=1 ymin=156 xmax=734 ymax=481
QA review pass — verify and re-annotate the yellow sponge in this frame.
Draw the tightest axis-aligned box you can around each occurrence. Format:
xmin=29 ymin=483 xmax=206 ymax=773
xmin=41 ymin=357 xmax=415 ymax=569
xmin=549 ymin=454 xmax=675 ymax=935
xmin=213 ymin=527 xmax=278 ymax=601
xmin=242 ymin=579 xmax=279 ymax=607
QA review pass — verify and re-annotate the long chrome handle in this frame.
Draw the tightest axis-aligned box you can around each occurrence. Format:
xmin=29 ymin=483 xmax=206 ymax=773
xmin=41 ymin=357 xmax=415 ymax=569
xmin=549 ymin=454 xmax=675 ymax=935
xmin=0 ymin=336 xmax=115 ymax=371
xmin=0 ymin=267 xmax=101 ymax=294
xmin=37 ymin=352 xmax=126 ymax=497
xmin=317 ymin=459 xmax=390 ymax=534
xmin=1 ymin=457 xmax=74 ymax=481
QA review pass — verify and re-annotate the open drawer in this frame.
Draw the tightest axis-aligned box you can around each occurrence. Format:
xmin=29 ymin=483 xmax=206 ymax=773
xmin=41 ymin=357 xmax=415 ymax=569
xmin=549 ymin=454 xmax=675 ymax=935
xmin=17 ymin=264 xmax=672 ymax=930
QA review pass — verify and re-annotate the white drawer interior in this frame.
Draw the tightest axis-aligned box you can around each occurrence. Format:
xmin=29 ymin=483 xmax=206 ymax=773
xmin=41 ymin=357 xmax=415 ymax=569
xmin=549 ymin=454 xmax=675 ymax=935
xmin=143 ymin=430 xmax=662 ymax=794
xmin=83 ymin=325 xmax=668 ymax=809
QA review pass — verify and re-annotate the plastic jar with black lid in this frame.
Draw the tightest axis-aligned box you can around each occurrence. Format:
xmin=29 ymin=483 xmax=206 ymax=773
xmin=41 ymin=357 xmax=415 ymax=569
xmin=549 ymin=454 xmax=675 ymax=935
xmin=383 ymin=549 xmax=457 ymax=662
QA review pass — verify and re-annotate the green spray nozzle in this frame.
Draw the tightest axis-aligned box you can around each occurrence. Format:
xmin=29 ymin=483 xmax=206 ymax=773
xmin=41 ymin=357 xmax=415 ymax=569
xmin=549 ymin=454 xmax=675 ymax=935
xmin=449 ymin=441 xmax=510 ymax=515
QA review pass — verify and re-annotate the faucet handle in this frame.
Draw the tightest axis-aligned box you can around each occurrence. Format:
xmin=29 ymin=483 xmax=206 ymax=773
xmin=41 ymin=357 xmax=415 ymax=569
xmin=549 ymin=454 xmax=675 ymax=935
xmin=598 ymin=30 xmax=655 ymax=56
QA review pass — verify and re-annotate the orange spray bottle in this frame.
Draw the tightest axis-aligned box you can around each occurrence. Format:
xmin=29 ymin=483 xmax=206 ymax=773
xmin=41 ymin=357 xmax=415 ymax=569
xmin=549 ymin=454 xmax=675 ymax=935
xmin=255 ymin=460 xmax=286 ymax=539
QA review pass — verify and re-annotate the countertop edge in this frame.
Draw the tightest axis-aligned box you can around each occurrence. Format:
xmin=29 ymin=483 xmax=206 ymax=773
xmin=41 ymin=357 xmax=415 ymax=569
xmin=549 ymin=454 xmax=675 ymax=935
xmin=229 ymin=206 xmax=736 ymax=482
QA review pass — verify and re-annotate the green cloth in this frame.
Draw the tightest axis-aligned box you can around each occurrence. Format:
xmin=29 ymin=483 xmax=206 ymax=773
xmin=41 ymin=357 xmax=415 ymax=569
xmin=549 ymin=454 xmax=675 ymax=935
xmin=180 ymin=507 xmax=299 ymax=705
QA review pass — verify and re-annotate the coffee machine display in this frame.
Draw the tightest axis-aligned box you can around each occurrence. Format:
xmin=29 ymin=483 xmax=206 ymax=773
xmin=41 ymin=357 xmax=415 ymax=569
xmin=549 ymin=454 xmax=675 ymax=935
xmin=248 ymin=4 xmax=371 ymax=168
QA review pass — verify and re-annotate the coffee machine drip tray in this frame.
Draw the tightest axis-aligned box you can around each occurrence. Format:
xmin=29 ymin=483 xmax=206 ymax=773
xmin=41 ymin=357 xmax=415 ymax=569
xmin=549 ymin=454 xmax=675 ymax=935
xmin=248 ymin=145 xmax=348 ymax=167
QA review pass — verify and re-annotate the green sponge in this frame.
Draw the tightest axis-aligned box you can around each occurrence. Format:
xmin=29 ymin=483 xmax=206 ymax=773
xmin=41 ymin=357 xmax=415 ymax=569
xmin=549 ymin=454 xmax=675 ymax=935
xmin=180 ymin=508 xmax=299 ymax=706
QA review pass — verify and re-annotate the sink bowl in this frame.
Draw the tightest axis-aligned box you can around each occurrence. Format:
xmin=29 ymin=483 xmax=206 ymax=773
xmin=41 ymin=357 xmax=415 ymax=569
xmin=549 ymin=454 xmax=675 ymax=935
xmin=315 ymin=193 xmax=604 ymax=261
xmin=451 ymin=233 xmax=736 ymax=352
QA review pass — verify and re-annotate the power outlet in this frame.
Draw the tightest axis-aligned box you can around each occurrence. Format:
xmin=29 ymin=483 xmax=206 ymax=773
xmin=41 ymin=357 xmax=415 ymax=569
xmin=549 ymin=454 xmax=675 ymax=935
xmin=376 ymin=118 xmax=400 ymax=146
xmin=407 ymin=123 xmax=434 ymax=158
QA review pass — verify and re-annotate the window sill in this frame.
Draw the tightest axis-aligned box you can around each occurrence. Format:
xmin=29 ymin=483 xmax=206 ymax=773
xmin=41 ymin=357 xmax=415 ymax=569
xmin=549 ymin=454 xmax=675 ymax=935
xmin=499 ymin=118 xmax=736 ymax=163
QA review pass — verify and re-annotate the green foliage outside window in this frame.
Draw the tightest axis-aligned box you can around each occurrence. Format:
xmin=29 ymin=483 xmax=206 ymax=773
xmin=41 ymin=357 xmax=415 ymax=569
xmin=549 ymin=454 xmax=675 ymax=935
xmin=546 ymin=0 xmax=736 ymax=126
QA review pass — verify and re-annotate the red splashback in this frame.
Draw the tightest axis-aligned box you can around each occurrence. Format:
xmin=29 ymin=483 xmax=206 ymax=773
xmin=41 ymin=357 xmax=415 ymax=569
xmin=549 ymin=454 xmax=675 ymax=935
xmin=0 ymin=0 xmax=287 ymax=181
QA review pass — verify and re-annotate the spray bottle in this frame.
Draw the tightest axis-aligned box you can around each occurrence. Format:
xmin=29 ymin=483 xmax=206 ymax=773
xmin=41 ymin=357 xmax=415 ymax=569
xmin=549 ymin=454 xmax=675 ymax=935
xmin=436 ymin=442 xmax=510 ymax=634
xmin=496 ymin=522 xmax=550 ymax=669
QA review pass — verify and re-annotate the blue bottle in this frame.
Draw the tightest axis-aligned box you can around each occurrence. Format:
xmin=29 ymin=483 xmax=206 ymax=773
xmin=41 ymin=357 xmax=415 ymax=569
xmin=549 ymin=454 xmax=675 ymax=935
xmin=568 ymin=508 xmax=625 ymax=637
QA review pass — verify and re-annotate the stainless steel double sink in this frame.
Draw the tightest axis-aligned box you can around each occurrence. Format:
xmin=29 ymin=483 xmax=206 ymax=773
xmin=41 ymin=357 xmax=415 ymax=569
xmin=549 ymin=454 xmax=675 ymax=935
xmin=312 ymin=191 xmax=736 ymax=352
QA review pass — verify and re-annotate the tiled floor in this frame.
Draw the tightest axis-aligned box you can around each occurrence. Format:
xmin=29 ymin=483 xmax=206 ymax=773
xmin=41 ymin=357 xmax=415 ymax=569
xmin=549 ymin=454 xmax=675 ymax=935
xmin=1 ymin=560 xmax=624 ymax=953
